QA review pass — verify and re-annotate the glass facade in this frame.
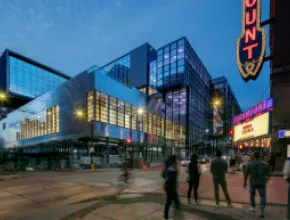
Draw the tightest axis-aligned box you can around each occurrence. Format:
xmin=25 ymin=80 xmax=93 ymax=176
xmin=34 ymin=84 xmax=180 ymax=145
xmin=213 ymin=77 xmax=242 ymax=139
xmin=9 ymin=56 xmax=67 ymax=98
xmin=165 ymin=89 xmax=186 ymax=147
xmin=16 ymin=105 xmax=59 ymax=140
xmin=153 ymin=38 xmax=212 ymax=151
xmin=101 ymin=55 xmax=130 ymax=86
xmin=155 ymin=39 xmax=185 ymax=87
xmin=86 ymin=90 xmax=185 ymax=145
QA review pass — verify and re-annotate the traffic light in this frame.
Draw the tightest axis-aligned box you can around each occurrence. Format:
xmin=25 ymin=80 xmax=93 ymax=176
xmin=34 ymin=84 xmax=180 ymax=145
xmin=229 ymin=129 xmax=233 ymax=136
xmin=126 ymin=138 xmax=132 ymax=144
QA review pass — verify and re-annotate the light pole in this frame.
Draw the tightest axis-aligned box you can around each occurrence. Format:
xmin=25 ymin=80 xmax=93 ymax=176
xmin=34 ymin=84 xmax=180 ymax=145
xmin=0 ymin=92 xmax=7 ymax=120
xmin=129 ymin=108 xmax=144 ymax=161
xmin=75 ymin=109 xmax=95 ymax=169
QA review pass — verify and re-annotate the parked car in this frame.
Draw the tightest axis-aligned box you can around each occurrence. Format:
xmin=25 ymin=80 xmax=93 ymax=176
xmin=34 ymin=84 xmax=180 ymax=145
xmin=181 ymin=158 xmax=191 ymax=167
xmin=198 ymin=155 xmax=210 ymax=164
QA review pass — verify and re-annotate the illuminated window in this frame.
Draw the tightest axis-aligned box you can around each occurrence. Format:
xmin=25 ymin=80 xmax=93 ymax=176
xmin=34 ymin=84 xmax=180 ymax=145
xmin=125 ymin=103 xmax=131 ymax=129
xmin=17 ymin=105 xmax=59 ymax=140
xmin=100 ymin=93 xmax=108 ymax=123
xmin=117 ymin=100 xmax=124 ymax=127
xmin=87 ymin=91 xmax=94 ymax=122
xmin=109 ymin=96 xmax=117 ymax=125
xmin=132 ymin=106 xmax=137 ymax=130
xmin=143 ymin=111 xmax=148 ymax=133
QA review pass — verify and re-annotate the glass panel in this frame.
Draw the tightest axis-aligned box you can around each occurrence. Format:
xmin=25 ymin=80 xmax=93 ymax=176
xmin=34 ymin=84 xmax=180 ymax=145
xmin=157 ymin=49 xmax=163 ymax=56
xmin=100 ymin=93 xmax=108 ymax=123
xmin=109 ymin=96 xmax=117 ymax=125
xmin=125 ymin=103 xmax=131 ymax=129
xmin=117 ymin=100 xmax=124 ymax=127
xmin=178 ymin=38 xmax=185 ymax=46
xmin=171 ymin=42 xmax=176 ymax=49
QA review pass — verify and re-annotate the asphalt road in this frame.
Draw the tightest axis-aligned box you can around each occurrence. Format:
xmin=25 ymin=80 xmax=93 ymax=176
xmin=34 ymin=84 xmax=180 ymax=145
xmin=0 ymin=164 xmax=287 ymax=219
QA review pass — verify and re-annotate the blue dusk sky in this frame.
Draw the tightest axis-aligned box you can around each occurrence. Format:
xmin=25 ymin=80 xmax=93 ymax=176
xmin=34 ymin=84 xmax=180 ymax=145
xmin=0 ymin=0 xmax=270 ymax=111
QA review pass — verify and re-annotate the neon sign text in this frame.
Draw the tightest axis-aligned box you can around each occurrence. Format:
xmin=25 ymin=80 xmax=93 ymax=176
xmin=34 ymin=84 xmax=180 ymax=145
xmin=233 ymin=98 xmax=273 ymax=125
xmin=236 ymin=0 xmax=266 ymax=82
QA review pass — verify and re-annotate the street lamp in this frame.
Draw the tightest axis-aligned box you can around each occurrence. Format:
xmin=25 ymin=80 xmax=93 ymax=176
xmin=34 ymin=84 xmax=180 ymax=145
xmin=129 ymin=107 xmax=144 ymax=162
xmin=75 ymin=109 xmax=95 ymax=169
xmin=75 ymin=110 xmax=84 ymax=118
xmin=138 ymin=108 xmax=144 ymax=115
xmin=213 ymin=99 xmax=221 ymax=106
xmin=205 ymin=129 xmax=209 ymax=133
xmin=0 ymin=92 xmax=7 ymax=101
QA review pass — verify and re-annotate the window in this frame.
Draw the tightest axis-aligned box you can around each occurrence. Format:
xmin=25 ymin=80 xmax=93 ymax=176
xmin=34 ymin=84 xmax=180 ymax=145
xmin=125 ymin=103 xmax=131 ymax=129
xmin=157 ymin=49 xmax=163 ymax=56
xmin=164 ymin=46 xmax=169 ymax=52
xmin=17 ymin=105 xmax=59 ymax=140
xmin=100 ymin=93 xmax=108 ymax=123
xmin=178 ymin=59 xmax=184 ymax=66
xmin=2 ymin=123 xmax=6 ymax=130
xmin=171 ymin=42 xmax=176 ymax=49
xmin=8 ymin=56 xmax=67 ymax=98
xmin=87 ymin=91 xmax=94 ymax=122
xmin=132 ymin=107 xmax=137 ymax=130
xmin=178 ymin=38 xmax=185 ymax=46
xmin=117 ymin=100 xmax=124 ymax=127
xmin=109 ymin=97 xmax=117 ymax=125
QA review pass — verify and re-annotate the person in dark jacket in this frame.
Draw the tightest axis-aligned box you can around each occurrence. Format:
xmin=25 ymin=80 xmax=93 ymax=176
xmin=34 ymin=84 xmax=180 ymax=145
xmin=162 ymin=155 xmax=180 ymax=220
xmin=211 ymin=150 xmax=232 ymax=207
xmin=187 ymin=154 xmax=201 ymax=204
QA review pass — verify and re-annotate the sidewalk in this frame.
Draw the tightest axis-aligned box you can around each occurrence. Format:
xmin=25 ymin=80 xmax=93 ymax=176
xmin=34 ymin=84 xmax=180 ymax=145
xmin=60 ymin=193 xmax=286 ymax=220
xmin=153 ymin=173 xmax=288 ymax=205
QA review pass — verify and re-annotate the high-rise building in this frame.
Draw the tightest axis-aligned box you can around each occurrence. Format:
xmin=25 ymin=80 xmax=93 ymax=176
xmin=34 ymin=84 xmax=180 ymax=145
xmin=150 ymin=37 xmax=212 ymax=156
xmin=212 ymin=76 xmax=242 ymax=153
xmin=270 ymin=0 xmax=290 ymax=164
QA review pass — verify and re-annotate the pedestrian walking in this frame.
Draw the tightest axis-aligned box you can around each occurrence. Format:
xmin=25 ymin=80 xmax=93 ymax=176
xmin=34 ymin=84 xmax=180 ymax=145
xmin=210 ymin=150 xmax=232 ymax=207
xmin=269 ymin=153 xmax=276 ymax=172
xmin=283 ymin=158 xmax=290 ymax=220
xmin=242 ymin=153 xmax=251 ymax=177
xmin=162 ymin=155 xmax=180 ymax=220
xmin=244 ymin=152 xmax=270 ymax=218
xmin=229 ymin=155 xmax=236 ymax=174
xmin=187 ymin=154 xmax=201 ymax=204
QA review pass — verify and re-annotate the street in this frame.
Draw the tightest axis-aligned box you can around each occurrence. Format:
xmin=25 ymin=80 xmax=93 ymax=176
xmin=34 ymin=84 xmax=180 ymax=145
xmin=0 ymin=165 xmax=287 ymax=219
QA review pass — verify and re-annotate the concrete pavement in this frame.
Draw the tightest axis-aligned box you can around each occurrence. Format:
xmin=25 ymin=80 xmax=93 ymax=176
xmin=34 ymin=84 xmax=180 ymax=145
xmin=64 ymin=194 xmax=286 ymax=220
xmin=0 ymin=168 xmax=288 ymax=219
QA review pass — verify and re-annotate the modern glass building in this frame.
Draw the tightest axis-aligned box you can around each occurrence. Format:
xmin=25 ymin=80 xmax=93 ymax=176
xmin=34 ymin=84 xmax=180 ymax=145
xmin=0 ymin=37 xmax=240 ymax=169
xmin=150 ymin=37 xmax=212 ymax=156
xmin=0 ymin=49 xmax=70 ymax=119
xmin=212 ymin=76 xmax=242 ymax=153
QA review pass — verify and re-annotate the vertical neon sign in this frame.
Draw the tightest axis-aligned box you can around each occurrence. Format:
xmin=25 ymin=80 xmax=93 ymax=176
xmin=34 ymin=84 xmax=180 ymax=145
xmin=236 ymin=0 xmax=266 ymax=82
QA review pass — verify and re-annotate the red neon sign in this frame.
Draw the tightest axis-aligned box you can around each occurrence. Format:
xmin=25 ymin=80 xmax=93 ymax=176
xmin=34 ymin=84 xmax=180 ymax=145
xmin=236 ymin=0 xmax=266 ymax=82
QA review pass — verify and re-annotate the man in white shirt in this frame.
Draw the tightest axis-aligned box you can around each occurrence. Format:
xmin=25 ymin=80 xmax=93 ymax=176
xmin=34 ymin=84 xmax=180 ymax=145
xmin=242 ymin=153 xmax=251 ymax=177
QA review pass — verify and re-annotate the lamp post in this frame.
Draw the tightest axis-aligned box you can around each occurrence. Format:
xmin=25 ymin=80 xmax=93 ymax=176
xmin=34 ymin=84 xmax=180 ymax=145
xmin=0 ymin=92 xmax=7 ymax=120
xmin=75 ymin=109 xmax=95 ymax=169
xmin=129 ymin=108 xmax=144 ymax=161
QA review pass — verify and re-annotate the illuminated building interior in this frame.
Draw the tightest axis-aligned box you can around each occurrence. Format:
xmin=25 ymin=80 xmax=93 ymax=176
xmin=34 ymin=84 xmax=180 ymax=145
xmin=16 ymin=105 xmax=59 ymax=140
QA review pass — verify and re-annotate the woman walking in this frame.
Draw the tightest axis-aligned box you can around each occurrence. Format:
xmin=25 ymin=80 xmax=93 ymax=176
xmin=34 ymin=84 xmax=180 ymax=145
xmin=187 ymin=154 xmax=201 ymax=204
xmin=162 ymin=155 xmax=180 ymax=220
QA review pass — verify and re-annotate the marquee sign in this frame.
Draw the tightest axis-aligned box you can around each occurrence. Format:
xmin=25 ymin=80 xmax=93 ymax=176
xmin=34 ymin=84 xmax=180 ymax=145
xmin=233 ymin=112 xmax=270 ymax=142
xmin=236 ymin=0 xmax=266 ymax=82
xmin=233 ymin=98 xmax=273 ymax=125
